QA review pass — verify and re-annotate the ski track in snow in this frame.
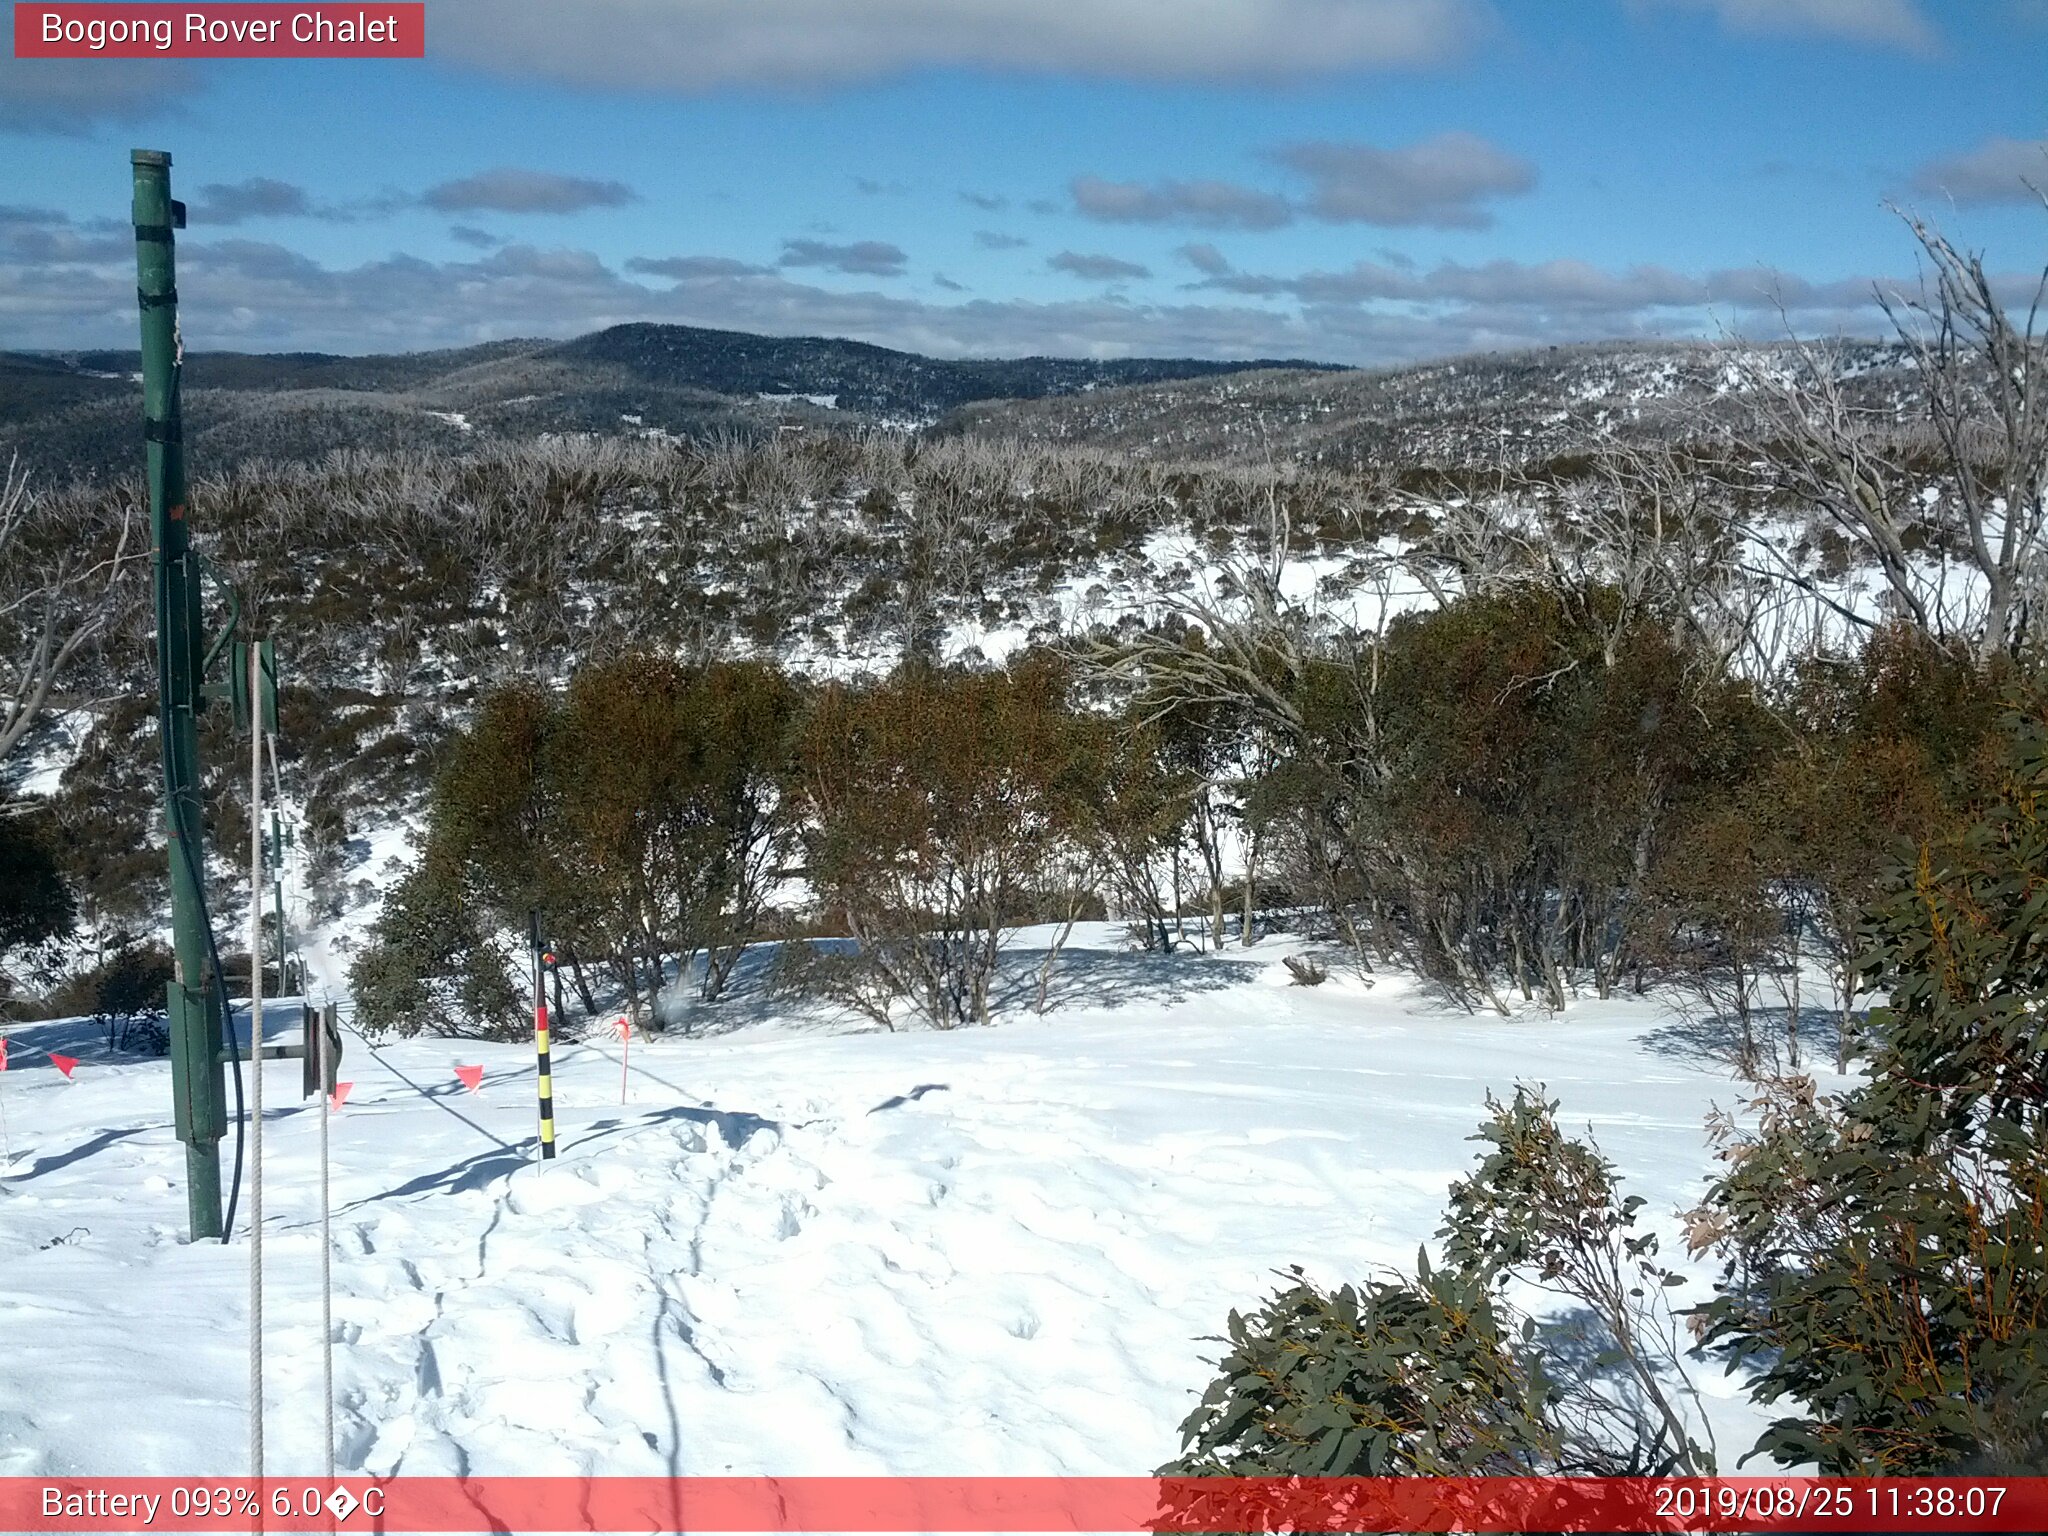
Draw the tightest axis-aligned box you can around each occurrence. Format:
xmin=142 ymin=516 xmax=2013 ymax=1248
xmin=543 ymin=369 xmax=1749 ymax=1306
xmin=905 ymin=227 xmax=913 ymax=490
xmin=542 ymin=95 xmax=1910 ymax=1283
xmin=0 ymin=930 xmax=1805 ymax=1477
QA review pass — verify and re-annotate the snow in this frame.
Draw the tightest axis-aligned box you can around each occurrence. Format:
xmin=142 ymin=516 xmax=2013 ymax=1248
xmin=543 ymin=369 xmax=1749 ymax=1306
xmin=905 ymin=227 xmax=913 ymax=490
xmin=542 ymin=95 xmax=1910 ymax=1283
xmin=0 ymin=927 xmax=1805 ymax=1479
xmin=293 ymin=818 xmax=421 ymax=998
xmin=5 ymin=707 xmax=96 ymax=799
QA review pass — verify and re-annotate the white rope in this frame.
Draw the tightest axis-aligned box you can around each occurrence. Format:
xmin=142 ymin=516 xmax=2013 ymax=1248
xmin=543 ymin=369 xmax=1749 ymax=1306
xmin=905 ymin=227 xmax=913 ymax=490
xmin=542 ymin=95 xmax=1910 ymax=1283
xmin=261 ymin=710 xmax=333 ymax=1485
xmin=263 ymin=735 xmax=299 ymax=997
xmin=318 ymin=1005 xmax=335 ymax=1484
xmin=248 ymin=640 xmax=265 ymax=1485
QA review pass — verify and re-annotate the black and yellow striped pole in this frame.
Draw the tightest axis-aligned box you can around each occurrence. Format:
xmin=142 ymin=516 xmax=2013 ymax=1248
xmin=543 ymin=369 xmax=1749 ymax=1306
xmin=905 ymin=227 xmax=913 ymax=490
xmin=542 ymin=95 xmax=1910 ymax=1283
xmin=529 ymin=909 xmax=557 ymax=1160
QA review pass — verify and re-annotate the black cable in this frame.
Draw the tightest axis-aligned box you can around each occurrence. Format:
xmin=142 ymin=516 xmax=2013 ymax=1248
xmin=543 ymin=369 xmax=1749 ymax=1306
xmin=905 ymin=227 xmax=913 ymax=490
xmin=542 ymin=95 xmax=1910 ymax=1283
xmin=147 ymin=344 xmax=246 ymax=1246
xmin=164 ymin=741 xmax=248 ymax=1245
xmin=206 ymin=868 xmax=248 ymax=1245
xmin=155 ymin=553 xmax=248 ymax=1245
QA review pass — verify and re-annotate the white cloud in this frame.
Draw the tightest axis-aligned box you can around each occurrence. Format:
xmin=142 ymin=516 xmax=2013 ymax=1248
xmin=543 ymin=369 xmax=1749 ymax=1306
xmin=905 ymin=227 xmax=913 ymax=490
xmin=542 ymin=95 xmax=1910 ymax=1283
xmin=1203 ymin=253 xmax=1886 ymax=314
xmin=1640 ymin=0 xmax=1939 ymax=52
xmin=0 ymin=55 xmax=196 ymax=133
xmin=629 ymin=254 xmax=773 ymax=278
xmin=190 ymin=178 xmax=318 ymax=226
xmin=426 ymin=0 xmax=1492 ymax=89
xmin=0 ymin=225 xmax=1926 ymax=367
xmin=1268 ymin=132 xmax=1535 ymax=228
xmin=779 ymin=239 xmax=909 ymax=277
xmin=1071 ymin=176 xmax=1294 ymax=230
xmin=1073 ymin=133 xmax=1533 ymax=232
xmin=422 ymin=168 xmax=639 ymax=214
xmin=1910 ymin=137 xmax=2048 ymax=206
xmin=1049 ymin=250 xmax=1153 ymax=280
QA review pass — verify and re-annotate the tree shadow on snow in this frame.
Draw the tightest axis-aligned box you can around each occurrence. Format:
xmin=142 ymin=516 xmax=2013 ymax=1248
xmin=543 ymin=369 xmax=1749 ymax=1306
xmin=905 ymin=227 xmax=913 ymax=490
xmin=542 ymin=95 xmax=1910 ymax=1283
xmin=339 ymin=1142 xmax=533 ymax=1211
xmin=648 ymin=937 xmax=1249 ymax=1039
xmin=334 ymin=1098 xmax=786 ymax=1215
xmin=1526 ymin=1306 xmax=1713 ymax=1472
xmin=0 ymin=1014 xmax=153 ymax=1072
xmin=1636 ymin=1005 xmax=1851 ymax=1077
xmin=986 ymin=945 xmax=1250 ymax=1017
xmin=7 ymin=1122 xmax=163 ymax=1180
xmin=565 ymin=1100 xmax=783 ymax=1155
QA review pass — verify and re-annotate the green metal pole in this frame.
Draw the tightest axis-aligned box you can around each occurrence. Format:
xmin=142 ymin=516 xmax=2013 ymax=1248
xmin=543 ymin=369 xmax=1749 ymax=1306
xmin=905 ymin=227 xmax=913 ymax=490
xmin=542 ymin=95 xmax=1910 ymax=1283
xmin=134 ymin=149 xmax=226 ymax=1242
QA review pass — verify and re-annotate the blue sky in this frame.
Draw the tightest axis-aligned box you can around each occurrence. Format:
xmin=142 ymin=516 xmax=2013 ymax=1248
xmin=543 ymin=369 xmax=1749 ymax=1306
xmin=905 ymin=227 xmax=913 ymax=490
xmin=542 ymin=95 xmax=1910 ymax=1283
xmin=4 ymin=0 xmax=2045 ymax=361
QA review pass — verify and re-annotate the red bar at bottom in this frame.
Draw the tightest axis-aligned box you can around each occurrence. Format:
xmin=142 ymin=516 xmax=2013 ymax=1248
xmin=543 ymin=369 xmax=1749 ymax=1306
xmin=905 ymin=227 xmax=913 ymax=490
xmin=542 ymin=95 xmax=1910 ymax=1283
xmin=7 ymin=1475 xmax=2047 ymax=1533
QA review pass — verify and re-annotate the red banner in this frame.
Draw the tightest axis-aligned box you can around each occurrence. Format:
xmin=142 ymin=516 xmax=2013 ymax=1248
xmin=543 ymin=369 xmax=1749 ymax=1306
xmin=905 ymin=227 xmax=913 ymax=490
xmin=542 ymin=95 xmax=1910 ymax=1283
xmin=14 ymin=4 xmax=424 ymax=58
xmin=5 ymin=1476 xmax=2047 ymax=1533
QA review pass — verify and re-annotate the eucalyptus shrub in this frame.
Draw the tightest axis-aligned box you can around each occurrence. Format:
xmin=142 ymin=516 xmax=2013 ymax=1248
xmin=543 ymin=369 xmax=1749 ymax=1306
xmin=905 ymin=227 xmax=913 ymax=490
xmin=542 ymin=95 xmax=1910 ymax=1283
xmin=1164 ymin=1090 xmax=1713 ymax=1479
xmin=1688 ymin=705 xmax=2048 ymax=1472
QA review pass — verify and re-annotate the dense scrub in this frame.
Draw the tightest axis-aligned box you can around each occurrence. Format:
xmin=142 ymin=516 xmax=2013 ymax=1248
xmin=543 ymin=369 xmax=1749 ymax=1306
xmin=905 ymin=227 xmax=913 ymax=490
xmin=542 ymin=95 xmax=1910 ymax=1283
xmin=1165 ymin=707 xmax=2048 ymax=1477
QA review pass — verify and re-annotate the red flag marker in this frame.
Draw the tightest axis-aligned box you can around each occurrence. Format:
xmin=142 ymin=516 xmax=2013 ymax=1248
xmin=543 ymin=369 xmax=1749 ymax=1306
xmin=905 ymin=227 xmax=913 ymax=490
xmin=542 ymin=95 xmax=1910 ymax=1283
xmin=330 ymin=1081 xmax=353 ymax=1111
xmin=48 ymin=1053 xmax=78 ymax=1079
xmin=616 ymin=1016 xmax=631 ymax=1104
xmin=453 ymin=1063 xmax=484 ymax=1093
xmin=0 ymin=1038 xmax=9 ymax=1071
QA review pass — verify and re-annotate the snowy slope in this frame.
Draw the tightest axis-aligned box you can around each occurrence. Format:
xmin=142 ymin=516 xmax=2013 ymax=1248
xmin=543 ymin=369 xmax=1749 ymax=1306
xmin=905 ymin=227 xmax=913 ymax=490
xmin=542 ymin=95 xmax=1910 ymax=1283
xmin=0 ymin=930 xmax=1807 ymax=1479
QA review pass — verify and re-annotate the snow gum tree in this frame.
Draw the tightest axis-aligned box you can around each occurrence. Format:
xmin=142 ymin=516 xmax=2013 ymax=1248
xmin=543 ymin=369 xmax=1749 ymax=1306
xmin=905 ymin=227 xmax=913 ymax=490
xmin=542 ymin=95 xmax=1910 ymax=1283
xmin=351 ymin=656 xmax=801 ymax=1037
xmin=1687 ymin=701 xmax=2048 ymax=1473
xmin=793 ymin=655 xmax=1102 ymax=1029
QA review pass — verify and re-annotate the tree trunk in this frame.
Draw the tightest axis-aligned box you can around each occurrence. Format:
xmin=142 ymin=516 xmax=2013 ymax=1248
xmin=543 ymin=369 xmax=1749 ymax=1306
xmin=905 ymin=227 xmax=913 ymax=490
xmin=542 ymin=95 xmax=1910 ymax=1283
xmin=1509 ymin=925 xmax=1533 ymax=1002
xmin=1240 ymin=828 xmax=1260 ymax=947
xmin=1836 ymin=965 xmax=1856 ymax=1074
xmin=1786 ymin=911 xmax=1802 ymax=1071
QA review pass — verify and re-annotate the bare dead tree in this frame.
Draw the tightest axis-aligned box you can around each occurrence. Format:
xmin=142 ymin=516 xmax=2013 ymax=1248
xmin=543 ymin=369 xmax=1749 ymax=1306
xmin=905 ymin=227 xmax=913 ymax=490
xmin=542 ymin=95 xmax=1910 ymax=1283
xmin=1745 ymin=204 xmax=2048 ymax=661
xmin=0 ymin=456 xmax=139 ymax=771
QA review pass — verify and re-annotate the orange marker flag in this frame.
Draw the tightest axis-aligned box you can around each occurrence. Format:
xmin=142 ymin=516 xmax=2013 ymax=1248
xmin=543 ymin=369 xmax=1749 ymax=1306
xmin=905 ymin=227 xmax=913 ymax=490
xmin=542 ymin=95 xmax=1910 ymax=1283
xmin=330 ymin=1081 xmax=353 ymax=1111
xmin=453 ymin=1063 xmax=484 ymax=1093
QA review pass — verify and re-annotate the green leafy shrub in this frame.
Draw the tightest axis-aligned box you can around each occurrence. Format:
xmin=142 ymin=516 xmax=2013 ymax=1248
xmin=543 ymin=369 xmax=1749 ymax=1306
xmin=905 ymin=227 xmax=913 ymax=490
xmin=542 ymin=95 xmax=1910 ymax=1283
xmin=1165 ymin=1258 xmax=1561 ymax=1476
xmin=1687 ymin=703 xmax=2048 ymax=1473
xmin=1166 ymin=1089 xmax=1714 ymax=1479
xmin=92 ymin=942 xmax=174 ymax=1053
xmin=349 ymin=858 xmax=524 ymax=1040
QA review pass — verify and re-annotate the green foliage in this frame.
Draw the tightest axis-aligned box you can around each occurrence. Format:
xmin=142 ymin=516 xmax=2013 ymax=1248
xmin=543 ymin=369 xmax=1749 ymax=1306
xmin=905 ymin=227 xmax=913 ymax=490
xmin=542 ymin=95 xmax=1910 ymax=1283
xmin=89 ymin=942 xmax=174 ymax=1053
xmin=1168 ymin=1089 xmax=1713 ymax=1480
xmin=0 ymin=809 xmax=75 ymax=951
xmin=1260 ymin=581 xmax=1768 ymax=1010
xmin=1443 ymin=1091 xmax=1714 ymax=1475
xmin=1688 ymin=702 xmax=2048 ymax=1472
xmin=794 ymin=655 xmax=1103 ymax=1027
xmin=1066 ymin=714 xmax=1198 ymax=954
xmin=1164 ymin=1261 xmax=1562 ymax=1476
xmin=354 ymin=655 xmax=802 ymax=1033
xmin=90 ymin=941 xmax=174 ymax=1021
xmin=349 ymin=856 xmax=524 ymax=1040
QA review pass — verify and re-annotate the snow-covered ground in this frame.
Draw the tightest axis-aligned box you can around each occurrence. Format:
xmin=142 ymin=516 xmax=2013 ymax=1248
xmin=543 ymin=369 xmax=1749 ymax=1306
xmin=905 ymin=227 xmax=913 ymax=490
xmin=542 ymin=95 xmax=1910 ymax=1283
xmin=0 ymin=927 xmax=1819 ymax=1479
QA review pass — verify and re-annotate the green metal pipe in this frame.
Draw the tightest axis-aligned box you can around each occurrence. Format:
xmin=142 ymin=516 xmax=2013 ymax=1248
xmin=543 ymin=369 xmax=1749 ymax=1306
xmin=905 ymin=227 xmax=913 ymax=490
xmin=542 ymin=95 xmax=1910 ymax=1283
xmin=134 ymin=148 xmax=226 ymax=1242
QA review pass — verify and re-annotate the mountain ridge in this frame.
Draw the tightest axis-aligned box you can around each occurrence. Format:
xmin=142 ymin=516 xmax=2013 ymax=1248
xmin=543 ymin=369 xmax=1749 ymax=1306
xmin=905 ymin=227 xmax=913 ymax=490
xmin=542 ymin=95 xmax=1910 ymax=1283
xmin=3 ymin=321 xmax=1347 ymax=485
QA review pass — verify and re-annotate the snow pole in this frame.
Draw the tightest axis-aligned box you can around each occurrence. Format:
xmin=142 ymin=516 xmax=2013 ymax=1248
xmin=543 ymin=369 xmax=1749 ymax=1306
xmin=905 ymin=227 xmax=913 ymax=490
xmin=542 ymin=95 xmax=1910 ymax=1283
xmin=530 ymin=911 xmax=557 ymax=1160
xmin=617 ymin=1015 xmax=630 ymax=1104
xmin=315 ymin=1006 xmax=335 ymax=1483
